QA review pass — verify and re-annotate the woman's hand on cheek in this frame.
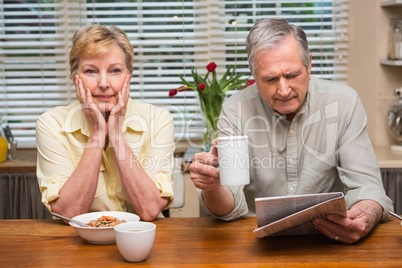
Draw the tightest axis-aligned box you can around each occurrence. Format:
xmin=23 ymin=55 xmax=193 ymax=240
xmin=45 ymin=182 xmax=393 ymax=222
xmin=122 ymin=74 xmax=131 ymax=105
xmin=75 ymin=75 xmax=96 ymax=109
xmin=75 ymin=75 xmax=87 ymax=105
xmin=114 ymin=74 xmax=131 ymax=113
xmin=107 ymin=74 xmax=131 ymax=147
xmin=75 ymin=75 xmax=107 ymax=143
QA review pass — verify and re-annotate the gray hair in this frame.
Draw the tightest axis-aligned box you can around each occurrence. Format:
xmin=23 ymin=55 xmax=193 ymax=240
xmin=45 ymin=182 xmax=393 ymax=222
xmin=246 ymin=18 xmax=310 ymax=77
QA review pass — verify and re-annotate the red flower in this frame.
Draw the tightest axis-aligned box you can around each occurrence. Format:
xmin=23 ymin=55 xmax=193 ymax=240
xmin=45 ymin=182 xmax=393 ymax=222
xmin=206 ymin=62 xmax=217 ymax=72
xmin=169 ymin=88 xmax=178 ymax=97
xmin=198 ymin=83 xmax=205 ymax=91
xmin=245 ymin=80 xmax=255 ymax=87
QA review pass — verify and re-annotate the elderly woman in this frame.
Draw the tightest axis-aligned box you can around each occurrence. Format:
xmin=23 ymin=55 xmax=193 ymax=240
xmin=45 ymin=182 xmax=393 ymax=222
xmin=36 ymin=25 xmax=175 ymax=221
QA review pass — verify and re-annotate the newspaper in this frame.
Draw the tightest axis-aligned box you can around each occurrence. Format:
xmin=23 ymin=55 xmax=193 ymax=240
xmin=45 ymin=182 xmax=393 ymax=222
xmin=253 ymin=192 xmax=347 ymax=238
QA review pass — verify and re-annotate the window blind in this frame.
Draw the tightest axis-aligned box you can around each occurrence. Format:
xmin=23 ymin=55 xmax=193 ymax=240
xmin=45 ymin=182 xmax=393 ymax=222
xmin=1 ymin=0 xmax=85 ymax=147
xmin=0 ymin=0 xmax=348 ymax=148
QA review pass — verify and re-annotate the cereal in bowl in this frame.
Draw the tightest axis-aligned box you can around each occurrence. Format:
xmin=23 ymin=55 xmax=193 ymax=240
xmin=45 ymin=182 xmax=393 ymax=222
xmin=87 ymin=215 xmax=126 ymax=228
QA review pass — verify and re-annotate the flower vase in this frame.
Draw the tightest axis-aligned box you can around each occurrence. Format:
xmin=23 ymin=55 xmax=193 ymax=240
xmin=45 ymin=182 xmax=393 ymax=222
xmin=202 ymin=130 xmax=213 ymax=152
xmin=168 ymin=61 xmax=252 ymax=152
xmin=200 ymin=112 xmax=217 ymax=152
xmin=199 ymin=95 xmax=222 ymax=152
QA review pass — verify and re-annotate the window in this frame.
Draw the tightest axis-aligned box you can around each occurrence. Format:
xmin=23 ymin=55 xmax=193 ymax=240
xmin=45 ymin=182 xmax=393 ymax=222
xmin=0 ymin=0 xmax=348 ymax=148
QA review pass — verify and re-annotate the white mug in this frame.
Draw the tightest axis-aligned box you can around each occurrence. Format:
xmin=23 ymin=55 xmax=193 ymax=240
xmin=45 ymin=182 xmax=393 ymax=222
xmin=114 ymin=222 xmax=156 ymax=262
xmin=210 ymin=136 xmax=250 ymax=186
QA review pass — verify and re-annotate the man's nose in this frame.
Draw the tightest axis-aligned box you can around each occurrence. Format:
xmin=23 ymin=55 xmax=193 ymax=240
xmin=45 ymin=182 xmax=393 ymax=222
xmin=277 ymin=78 xmax=291 ymax=97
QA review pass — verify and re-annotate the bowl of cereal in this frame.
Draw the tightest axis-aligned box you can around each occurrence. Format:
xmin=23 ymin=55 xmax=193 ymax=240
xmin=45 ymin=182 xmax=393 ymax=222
xmin=69 ymin=211 xmax=140 ymax=244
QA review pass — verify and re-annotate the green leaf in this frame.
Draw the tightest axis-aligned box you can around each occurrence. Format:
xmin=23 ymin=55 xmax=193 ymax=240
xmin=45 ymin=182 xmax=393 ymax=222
xmin=219 ymin=67 xmax=232 ymax=89
xmin=178 ymin=75 xmax=196 ymax=89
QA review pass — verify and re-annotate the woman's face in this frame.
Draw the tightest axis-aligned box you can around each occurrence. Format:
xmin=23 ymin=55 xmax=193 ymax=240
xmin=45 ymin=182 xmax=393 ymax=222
xmin=77 ymin=44 xmax=128 ymax=113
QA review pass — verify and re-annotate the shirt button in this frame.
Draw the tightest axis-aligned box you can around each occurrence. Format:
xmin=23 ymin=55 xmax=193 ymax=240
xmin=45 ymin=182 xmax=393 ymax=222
xmin=110 ymin=185 xmax=114 ymax=190
xmin=116 ymin=208 xmax=121 ymax=211
xmin=51 ymin=178 xmax=57 ymax=184
xmin=290 ymin=129 xmax=295 ymax=135
xmin=289 ymin=158 xmax=293 ymax=163
xmin=289 ymin=186 xmax=295 ymax=191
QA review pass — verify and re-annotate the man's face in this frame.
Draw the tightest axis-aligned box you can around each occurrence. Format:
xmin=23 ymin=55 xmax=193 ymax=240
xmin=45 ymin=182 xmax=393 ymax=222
xmin=254 ymin=35 xmax=312 ymax=121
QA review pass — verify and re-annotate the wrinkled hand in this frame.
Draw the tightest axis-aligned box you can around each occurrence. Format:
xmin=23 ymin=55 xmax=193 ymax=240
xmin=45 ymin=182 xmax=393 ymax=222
xmin=107 ymin=74 xmax=131 ymax=147
xmin=189 ymin=140 xmax=221 ymax=192
xmin=75 ymin=75 xmax=107 ymax=142
xmin=312 ymin=199 xmax=382 ymax=244
xmin=189 ymin=140 xmax=235 ymax=216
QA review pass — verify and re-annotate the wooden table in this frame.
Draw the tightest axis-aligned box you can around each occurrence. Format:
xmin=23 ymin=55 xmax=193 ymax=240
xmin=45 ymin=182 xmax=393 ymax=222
xmin=1 ymin=217 xmax=402 ymax=267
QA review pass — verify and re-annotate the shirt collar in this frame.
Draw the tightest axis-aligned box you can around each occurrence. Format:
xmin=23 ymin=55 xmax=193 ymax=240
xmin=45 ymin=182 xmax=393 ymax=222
xmin=297 ymin=90 xmax=310 ymax=116
xmin=61 ymin=102 xmax=89 ymax=135
xmin=123 ymin=98 xmax=148 ymax=133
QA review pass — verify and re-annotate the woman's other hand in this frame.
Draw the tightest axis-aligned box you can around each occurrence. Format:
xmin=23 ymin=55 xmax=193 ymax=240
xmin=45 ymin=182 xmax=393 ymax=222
xmin=75 ymin=75 xmax=107 ymax=146
xmin=107 ymin=74 xmax=131 ymax=147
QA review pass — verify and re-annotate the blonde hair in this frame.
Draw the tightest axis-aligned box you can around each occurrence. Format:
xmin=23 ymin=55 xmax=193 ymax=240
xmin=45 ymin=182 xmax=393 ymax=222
xmin=69 ymin=24 xmax=134 ymax=79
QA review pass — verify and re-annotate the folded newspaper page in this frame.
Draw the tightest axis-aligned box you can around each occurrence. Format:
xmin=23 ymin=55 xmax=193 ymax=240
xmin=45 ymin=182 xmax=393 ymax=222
xmin=253 ymin=192 xmax=346 ymax=238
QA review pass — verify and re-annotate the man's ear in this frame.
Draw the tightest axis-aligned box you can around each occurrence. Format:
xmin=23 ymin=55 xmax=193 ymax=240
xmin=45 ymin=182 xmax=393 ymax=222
xmin=308 ymin=53 xmax=312 ymax=79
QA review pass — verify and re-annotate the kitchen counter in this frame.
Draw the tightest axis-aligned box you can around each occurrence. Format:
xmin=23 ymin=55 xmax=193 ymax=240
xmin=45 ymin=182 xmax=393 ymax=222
xmin=374 ymin=146 xmax=402 ymax=168
xmin=0 ymin=148 xmax=36 ymax=173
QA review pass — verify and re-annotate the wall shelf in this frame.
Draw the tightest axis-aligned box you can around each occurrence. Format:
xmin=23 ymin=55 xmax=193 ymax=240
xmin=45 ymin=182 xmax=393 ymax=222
xmin=381 ymin=0 xmax=402 ymax=7
xmin=380 ymin=59 xmax=402 ymax=66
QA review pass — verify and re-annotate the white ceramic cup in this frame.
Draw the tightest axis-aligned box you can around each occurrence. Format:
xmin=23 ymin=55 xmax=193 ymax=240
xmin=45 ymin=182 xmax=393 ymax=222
xmin=210 ymin=135 xmax=250 ymax=186
xmin=114 ymin=222 xmax=156 ymax=263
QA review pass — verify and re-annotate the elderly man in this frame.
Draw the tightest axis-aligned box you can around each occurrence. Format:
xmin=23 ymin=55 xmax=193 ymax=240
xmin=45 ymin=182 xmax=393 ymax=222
xmin=189 ymin=18 xmax=393 ymax=244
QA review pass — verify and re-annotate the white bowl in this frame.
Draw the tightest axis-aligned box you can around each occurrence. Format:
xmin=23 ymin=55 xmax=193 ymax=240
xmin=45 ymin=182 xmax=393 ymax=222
xmin=69 ymin=211 xmax=140 ymax=244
